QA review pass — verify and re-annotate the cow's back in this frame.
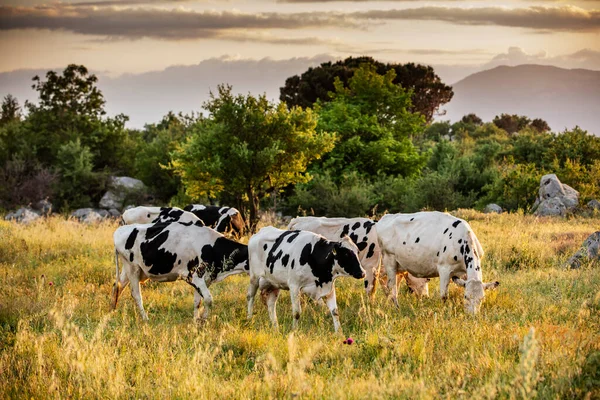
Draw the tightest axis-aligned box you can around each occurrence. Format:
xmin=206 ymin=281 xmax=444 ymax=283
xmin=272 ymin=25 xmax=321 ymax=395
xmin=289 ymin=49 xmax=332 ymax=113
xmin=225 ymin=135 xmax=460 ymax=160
xmin=249 ymin=226 xmax=319 ymax=282
xmin=288 ymin=217 xmax=352 ymax=240
xmin=115 ymin=222 xmax=222 ymax=277
xmin=377 ymin=212 xmax=476 ymax=276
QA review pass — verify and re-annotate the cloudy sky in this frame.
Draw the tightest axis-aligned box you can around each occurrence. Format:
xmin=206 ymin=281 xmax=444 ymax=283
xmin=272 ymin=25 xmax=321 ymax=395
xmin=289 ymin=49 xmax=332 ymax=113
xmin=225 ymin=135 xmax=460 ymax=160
xmin=1 ymin=0 xmax=599 ymax=78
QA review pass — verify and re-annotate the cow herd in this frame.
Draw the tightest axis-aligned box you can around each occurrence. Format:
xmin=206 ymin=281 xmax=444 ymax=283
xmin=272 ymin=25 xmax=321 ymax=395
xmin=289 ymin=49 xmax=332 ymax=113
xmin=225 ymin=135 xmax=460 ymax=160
xmin=112 ymin=205 xmax=500 ymax=332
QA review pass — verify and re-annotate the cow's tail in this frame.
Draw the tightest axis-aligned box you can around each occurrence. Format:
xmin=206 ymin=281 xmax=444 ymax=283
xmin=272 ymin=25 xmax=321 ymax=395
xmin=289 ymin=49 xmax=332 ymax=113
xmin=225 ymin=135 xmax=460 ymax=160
xmin=115 ymin=249 xmax=120 ymax=285
xmin=112 ymin=249 xmax=120 ymax=309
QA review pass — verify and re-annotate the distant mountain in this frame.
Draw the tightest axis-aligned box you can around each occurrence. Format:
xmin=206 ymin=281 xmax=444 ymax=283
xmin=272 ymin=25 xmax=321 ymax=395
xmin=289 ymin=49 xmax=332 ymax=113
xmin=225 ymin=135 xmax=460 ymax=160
xmin=2 ymin=62 xmax=598 ymax=133
xmin=0 ymin=55 xmax=331 ymax=128
xmin=443 ymin=65 xmax=600 ymax=135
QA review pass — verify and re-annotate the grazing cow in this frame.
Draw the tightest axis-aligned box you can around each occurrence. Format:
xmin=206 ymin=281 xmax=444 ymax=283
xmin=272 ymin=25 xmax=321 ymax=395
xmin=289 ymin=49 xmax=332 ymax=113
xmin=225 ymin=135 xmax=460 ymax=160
xmin=122 ymin=206 xmax=203 ymax=226
xmin=247 ymin=226 xmax=365 ymax=332
xmin=184 ymin=204 xmax=245 ymax=237
xmin=376 ymin=211 xmax=499 ymax=314
xmin=287 ymin=216 xmax=429 ymax=298
xmin=112 ymin=221 xmax=248 ymax=320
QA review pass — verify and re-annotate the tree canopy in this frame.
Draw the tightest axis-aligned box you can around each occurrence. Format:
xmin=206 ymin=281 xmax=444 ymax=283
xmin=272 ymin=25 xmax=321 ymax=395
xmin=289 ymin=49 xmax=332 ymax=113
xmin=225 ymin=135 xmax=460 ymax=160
xmin=280 ymin=56 xmax=453 ymax=123
xmin=170 ymin=85 xmax=335 ymax=229
xmin=313 ymin=64 xmax=428 ymax=179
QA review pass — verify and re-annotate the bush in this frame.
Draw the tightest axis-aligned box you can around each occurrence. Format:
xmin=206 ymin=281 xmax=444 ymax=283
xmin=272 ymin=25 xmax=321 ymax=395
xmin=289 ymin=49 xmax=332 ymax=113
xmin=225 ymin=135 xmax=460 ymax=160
xmin=54 ymin=139 xmax=106 ymax=210
xmin=0 ymin=156 xmax=57 ymax=209
xmin=480 ymin=163 xmax=543 ymax=212
xmin=284 ymin=172 xmax=376 ymax=217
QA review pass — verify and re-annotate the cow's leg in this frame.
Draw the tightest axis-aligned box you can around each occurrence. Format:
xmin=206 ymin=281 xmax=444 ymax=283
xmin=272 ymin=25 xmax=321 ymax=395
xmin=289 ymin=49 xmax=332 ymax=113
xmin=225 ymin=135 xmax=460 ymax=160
xmin=290 ymin=285 xmax=302 ymax=330
xmin=186 ymin=274 xmax=205 ymax=321
xmin=197 ymin=278 xmax=213 ymax=320
xmin=363 ymin=258 xmax=374 ymax=299
xmin=266 ymin=289 xmax=280 ymax=330
xmin=439 ymin=267 xmax=451 ymax=301
xmin=193 ymin=289 xmax=203 ymax=321
xmin=324 ymin=288 xmax=342 ymax=333
xmin=382 ymin=253 xmax=399 ymax=307
xmin=364 ymin=253 xmax=381 ymax=299
xmin=112 ymin=254 xmax=130 ymax=310
xmin=128 ymin=266 xmax=148 ymax=321
xmin=246 ymin=276 xmax=260 ymax=320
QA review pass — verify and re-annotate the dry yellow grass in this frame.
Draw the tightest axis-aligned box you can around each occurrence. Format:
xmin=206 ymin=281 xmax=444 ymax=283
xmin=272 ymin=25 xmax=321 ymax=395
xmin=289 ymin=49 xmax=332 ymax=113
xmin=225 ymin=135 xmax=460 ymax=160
xmin=0 ymin=213 xmax=599 ymax=399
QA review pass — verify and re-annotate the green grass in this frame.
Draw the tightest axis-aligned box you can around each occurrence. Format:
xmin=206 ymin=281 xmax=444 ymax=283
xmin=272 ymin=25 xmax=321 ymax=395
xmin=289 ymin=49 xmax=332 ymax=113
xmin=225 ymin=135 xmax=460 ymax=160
xmin=1 ymin=213 xmax=599 ymax=399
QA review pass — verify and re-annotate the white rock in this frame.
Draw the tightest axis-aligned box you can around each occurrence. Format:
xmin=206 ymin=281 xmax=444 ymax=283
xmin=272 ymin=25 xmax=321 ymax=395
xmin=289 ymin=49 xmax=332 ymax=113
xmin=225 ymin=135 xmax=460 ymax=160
xmin=109 ymin=176 xmax=146 ymax=193
xmin=587 ymin=199 xmax=600 ymax=210
xmin=4 ymin=208 xmax=41 ymax=224
xmin=533 ymin=174 xmax=579 ymax=216
xmin=484 ymin=204 xmax=502 ymax=214
xmin=568 ymin=231 xmax=600 ymax=269
xmin=534 ymin=197 xmax=567 ymax=217
xmin=99 ymin=191 xmax=122 ymax=209
xmin=71 ymin=208 xmax=107 ymax=223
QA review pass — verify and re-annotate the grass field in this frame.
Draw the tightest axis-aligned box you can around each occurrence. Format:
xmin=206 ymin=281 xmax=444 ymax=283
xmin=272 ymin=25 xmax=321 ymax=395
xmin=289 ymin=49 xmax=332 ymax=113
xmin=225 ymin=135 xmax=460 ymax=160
xmin=1 ymin=211 xmax=599 ymax=399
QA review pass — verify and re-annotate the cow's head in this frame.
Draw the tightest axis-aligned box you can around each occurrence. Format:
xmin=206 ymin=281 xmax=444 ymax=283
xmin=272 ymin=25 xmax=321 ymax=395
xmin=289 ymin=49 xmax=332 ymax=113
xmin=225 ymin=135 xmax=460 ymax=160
xmin=452 ymin=277 xmax=499 ymax=314
xmin=405 ymin=273 xmax=430 ymax=297
xmin=229 ymin=212 xmax=245 ymax=236
xmin=333 ymin=236 xmax=366 ymax=280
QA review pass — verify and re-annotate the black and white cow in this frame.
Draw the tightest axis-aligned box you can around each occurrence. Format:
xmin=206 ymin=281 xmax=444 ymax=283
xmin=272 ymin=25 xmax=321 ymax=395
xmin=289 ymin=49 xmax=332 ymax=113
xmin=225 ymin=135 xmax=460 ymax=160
xmin=184 ymin=204 xmax=245 ymax=237
xmin=247 ymin=226 xmax=365 ymax=332
xmin=376 ymin=211 xmax=500 ymax=314
xmin=122 ymin=206 xmax=203 ymax=226
xmin=112 ymin=221 xmax=248 ymax=320
xmin=288 ymin=216 xmax=430 ymax=298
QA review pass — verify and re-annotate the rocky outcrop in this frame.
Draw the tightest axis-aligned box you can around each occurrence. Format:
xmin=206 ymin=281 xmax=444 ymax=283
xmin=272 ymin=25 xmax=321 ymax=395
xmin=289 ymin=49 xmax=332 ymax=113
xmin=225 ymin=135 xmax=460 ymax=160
xmin=71 ymin=208 xmax=110 ymax=224
xmin=4 ymin=208 xmax=41 ymax=224
xmin=99 ymin=176 xmax=147 ymax=211
xmin=484 ymin=204 xmax=502 ymax=214
xmin=99 ymin=191 xmax=122 ymax=210
xmin=533 ymin=174 xmax=579 ymax=216
xmin=567 ymin=232 xmax=600 ymax=269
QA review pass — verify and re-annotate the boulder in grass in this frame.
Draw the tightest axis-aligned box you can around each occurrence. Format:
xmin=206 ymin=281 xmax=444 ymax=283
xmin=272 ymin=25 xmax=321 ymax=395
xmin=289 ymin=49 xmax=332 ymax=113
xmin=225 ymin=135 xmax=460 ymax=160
xmin=587 ymin=199 xmax=600 ymax=210
xmin=568 ymin=231 xmax=600 ymax=269
xmin=533 ymin=174 xmax=579 ymax=216
xmin=71 ymin=208 xmax=109 ymax=224
xmin=484 ymin=204 xmax=502 ymax=214
xmin=4 ymin=208 xmax=41 ymax=224
xmin=99 ymin=176 xmax=148 ymax=211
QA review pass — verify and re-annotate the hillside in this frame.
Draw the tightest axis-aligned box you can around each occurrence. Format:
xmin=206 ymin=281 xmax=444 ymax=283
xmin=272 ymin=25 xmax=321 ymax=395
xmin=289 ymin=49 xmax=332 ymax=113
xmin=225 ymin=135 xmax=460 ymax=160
xmin=443 ymin=65 xmax=600 ymax=134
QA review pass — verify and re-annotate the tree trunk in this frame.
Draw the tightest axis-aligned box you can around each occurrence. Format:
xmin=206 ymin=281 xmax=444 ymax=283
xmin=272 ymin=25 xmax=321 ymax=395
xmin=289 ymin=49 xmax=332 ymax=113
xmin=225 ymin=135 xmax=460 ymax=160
xmin=247 ymin=186 xmax=260 ymax=234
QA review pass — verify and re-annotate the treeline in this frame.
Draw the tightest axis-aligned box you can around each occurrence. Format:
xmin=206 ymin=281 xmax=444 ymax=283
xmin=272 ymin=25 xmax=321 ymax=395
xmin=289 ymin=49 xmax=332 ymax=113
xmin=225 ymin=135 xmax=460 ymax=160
xmin=1 ymin=60 xmax=598 ymax=228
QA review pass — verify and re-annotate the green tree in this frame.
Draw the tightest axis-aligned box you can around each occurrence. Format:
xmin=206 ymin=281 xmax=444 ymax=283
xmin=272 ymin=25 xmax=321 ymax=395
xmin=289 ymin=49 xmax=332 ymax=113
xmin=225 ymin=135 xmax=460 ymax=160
xmin=481 ymin=163 xmax=543 ymax=211
xmin=545 ymin=128 xmax=600 ymax=168
xmin=134 ymin=112 xmax=198 ymax=201
xmin=280 ymin=56 xmax=453 ymax=123
xmin=530 ymin=118 xmax=550 ymax=133
xmin=493 ymin=114 xmax=531 ymax=134
xmin=24 ymin=64 xmax=129 ymax=169
xmin=461 ymin=113 xmax=483 ymax=125
xmin=315 ymin=64 xmax=428 ymax=178
xmin=171 ymin=85 xmax=335 ymax=230
xmin=0 ymin=95 xmax=21 ymax=126
xmin=54 ymin=139 xmax=101 ymax=208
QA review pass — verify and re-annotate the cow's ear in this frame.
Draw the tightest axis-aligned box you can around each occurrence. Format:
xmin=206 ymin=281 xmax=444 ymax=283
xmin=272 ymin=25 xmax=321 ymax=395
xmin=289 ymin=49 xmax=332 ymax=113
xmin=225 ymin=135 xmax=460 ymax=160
xmin=483 ymin=281 xmax=500 ymax=291
xmin=452 ymin=276 xmax=466 ymax=287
